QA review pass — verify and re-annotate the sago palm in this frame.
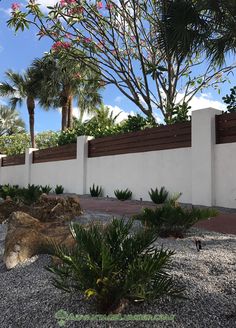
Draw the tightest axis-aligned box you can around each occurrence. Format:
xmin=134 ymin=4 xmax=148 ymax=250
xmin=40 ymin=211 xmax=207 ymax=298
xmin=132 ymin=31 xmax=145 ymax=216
xmin=0 ymin=69 xmax=39 ymax=147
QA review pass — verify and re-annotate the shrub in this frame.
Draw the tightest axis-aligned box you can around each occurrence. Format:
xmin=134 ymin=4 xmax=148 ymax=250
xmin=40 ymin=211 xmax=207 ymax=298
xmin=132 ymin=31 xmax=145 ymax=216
xmin=46 ymin=218 xmax=184 ymax=314
xmin=149 ymin=187 xmax=169 ymax=204
xmin=0 ymin=131 xmax=59 ymax=156
xmin=40 ymin=185 xmax=52 ymax=194
xmin=135 ymin=204 xmax=218 ymax=238
xmin=90 ymin=184 xmax=102 ymax=197
xmin=119 ymin=114 xmax=156 ymax=133
xmin=114 ymin=188 xmax=132 ymax=201
xmin=55 ymin=185 xmax=64 ymax=194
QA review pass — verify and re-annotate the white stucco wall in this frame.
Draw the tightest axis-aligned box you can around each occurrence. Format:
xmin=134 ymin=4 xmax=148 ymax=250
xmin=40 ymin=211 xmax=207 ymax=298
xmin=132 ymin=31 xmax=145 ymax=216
xmin=30 ymin=159 xmax=78 ymax=192
xmin=86 ymin=148 xmax=192 ymax=203
xmin=0 ymin=165 xmax=26 ymax=187
xmin=214 ymin=143 xmax=236 ymax=208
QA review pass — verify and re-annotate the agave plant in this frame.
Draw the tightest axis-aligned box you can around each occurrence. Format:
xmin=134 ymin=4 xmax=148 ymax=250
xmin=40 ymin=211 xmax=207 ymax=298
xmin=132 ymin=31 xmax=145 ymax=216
xmin=114 ymin=188 xmax=132 ymax=201
xmin=40 ymin=185 xmax=52 ymax=194
xmin=18 ymin=184 xmax=42 ymax=204
xmin=55 ymin=185 xmax=64 ymax=194
xmin=149 ymin=186 xmax=169 ymax=204
xmin=47 ymin=219 xmax=184 ymax=314
xmin=0 ymin=184 xmax=19 ymax=200
xmin=90 ymin=184 xmax=102 ymax=197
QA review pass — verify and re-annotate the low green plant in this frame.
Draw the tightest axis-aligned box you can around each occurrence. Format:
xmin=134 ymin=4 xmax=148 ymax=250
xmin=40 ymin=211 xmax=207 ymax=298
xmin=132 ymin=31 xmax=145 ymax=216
xmin=55 ymin=185 xmax=64 ymax=194
xmin=0 ymin=184 xmax=19 ymax=200
xmin=149 ymin=187 xmax=169 ymax=204
xmin=46 ymin=218 xmax=184 ymax=314
xmin=166 ymin=192 xmax=182 ymax=206
xmin=40 ymin=185 xmax=52 ymax=194
xmin=18 ymin=184 xmax=42 ymax=204
xmin=135 ymin=204 xmax=218 ymax=238
xmin=114 ymin=188 xmax=132 ymax=201
xmin=90 ymin=184 xmax=102 ymax=197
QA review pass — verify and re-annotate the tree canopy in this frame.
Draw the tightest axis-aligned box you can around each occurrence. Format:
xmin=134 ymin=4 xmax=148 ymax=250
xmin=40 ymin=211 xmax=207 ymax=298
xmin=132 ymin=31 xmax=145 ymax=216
xmin=7 ymin=0 xmax=236 ymax=122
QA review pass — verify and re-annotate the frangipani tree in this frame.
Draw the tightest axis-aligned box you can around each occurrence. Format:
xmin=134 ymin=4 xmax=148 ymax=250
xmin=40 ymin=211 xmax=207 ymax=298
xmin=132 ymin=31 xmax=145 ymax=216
xmin=8 ymin=0 xmax=236 ymax=122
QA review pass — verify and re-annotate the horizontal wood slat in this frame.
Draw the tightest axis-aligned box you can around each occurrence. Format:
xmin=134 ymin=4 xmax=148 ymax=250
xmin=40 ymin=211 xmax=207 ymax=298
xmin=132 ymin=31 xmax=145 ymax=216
xmin=33 ymin=143 xmax=76 ymax=163
xmin=1 ymin=154 xmax=25 ymax=167
xmin=88 ymin=122 xmax=191 ymax=157
xmin=216 ymin=112 xmax=236 ymax=144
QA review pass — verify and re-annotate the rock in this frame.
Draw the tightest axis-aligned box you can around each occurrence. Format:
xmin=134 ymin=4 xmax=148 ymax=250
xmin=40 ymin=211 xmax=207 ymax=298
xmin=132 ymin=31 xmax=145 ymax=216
xmin=0 ymin=194 xmax=82 ymax=223
xmin=4 ymin=211 xmax=75 ymax=270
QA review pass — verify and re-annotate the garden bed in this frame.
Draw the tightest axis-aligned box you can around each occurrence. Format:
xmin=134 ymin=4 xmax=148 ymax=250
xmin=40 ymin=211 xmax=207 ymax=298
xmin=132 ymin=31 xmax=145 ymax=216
xmin=0 ymin=221 xmax=235 ymax=328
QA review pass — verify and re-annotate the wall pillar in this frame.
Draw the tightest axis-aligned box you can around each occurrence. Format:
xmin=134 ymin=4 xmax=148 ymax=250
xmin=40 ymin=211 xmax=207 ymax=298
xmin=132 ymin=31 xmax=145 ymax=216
xmin=0 ymin=154 xmax=6 ymax=185
xmin=75 ymin=136 xmax=93 ymax=194
xmin=25 ymin=148 xmax=38 ymax=187
xmin=191 ymin=107 xmax=222 ymax=206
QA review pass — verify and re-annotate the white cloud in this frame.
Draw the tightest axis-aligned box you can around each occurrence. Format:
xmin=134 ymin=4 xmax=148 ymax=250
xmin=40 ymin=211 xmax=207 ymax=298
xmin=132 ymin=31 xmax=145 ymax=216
xmin=34 ymin=0 xmax=58 ymax=12
xmin=72 ymin=107 xmax=93 ymax=121
xmin=188 ymin=93 xmax=226 ymax=112
xmin=37 ymin=0 xmax=58 ymax=6
xmin=72 ymin=105 xmax=135 ymax=123
xmin=106 ymin=105 xmax=135 ymax=123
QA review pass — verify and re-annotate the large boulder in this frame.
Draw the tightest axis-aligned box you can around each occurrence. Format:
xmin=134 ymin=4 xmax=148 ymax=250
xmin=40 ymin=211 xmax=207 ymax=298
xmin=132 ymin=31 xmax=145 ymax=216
xmin=3 ymin=211 xmax=75 ymax=270
xmin=0 ymin=194 xmax=82 ymax=223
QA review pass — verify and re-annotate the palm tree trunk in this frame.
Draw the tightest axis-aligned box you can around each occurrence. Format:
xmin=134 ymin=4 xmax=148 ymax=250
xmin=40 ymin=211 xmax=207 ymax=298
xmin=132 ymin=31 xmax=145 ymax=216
xmin=61 ymin=104 xmax=68 ymax=131
xmin=67 ymin=94 xmax=73 ymax=129
xmin=27 ymin=96 xmax=35 ymax=148
xmin=61 ymin=87 xmax=70 ymax=131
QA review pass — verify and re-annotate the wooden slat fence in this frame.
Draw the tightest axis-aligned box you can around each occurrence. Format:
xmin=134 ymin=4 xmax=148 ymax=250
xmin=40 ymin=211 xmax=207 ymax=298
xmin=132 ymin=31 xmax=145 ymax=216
xmin=1 ymin=153 xmax=25 ymax=167
xmin=33 ymin=143 xmax=77 ymax=163
xmin=216 ymin=112 xmax=236 ymax=144
xmin=88 ymin=121 xmax=191 ymax=157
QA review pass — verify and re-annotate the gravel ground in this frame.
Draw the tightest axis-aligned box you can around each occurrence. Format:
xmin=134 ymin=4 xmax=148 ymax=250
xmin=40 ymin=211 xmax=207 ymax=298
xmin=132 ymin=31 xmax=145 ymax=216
xmin=0 ymin=219 xmax=235 ymax=328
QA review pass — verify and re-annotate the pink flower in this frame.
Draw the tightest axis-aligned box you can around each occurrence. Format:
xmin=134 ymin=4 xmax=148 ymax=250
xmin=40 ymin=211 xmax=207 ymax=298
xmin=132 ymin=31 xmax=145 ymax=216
xmin=106 ymin=2 xmax=113 ymax=10
xmin=11 ymin=3 xmax=21 ymax=11
xmin=60 ymin=0 xmax=67 ymax=7
xmin=130 ymin=35 xmax=136 ymax=42
xmin=52 ymin=41 xmax=71 ymax=51
xmin=60 ymin=0 xmax=76 ymax=6
xmin=97 ymin=1 xmax=103 ymax=10
xmin=84 ymin=37 xmax=92 ymax=43
xmin=65 ymin=33 xmax=73 ymax=39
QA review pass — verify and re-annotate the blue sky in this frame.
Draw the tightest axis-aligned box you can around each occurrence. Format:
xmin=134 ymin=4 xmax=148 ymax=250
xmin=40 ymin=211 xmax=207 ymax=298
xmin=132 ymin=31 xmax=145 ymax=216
xmin=0 ymin=0 xmax=235 ymax=133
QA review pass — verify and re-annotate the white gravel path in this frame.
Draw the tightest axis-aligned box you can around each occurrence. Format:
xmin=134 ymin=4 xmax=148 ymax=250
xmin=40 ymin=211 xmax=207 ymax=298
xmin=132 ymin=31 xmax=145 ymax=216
xmin=0 ymin=222 xmax=235 ymax=328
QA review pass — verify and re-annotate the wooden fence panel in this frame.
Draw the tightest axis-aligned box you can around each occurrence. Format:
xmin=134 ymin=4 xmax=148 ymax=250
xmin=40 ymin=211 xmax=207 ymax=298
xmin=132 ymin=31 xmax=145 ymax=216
xmin=1 ymin=154 xmax=25 ymax=167
xmin=88 ymin=122 xmax=191 ymax=157
xmin=33 ymin=143 xmax=77 ymax=163
xmin=216 ymin=112 xmax=236 ymax=144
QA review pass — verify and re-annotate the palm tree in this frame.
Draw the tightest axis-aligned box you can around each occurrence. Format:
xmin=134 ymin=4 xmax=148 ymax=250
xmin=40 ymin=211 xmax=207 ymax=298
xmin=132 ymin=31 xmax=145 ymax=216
xmin=77 ymin=74 xmax=103 ymax=123
xmin=87 ymin=104 xmax=121 ymax=127
xmin=0 ymin=69 xmax=39 ymax=147
xmin=162 ymin=0 xmax=236 ymax=65
xmin=0 ymin=105 xmax=25 ymax=136
xmin=30 ymin=53 xmax=103 ymax=131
